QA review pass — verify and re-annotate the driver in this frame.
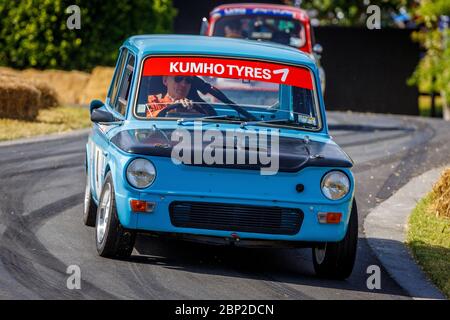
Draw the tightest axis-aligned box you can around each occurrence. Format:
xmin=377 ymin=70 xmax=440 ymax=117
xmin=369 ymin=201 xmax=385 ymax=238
xmin=224 ymin=20 xmax=243 ymax=38
xmin=146 ymin=76 xmax=197 ymax=118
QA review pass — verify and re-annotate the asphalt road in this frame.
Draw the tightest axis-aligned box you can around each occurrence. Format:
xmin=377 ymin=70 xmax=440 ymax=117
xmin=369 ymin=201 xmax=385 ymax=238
xmin=1 ymin=111 xmax=449 ymax=299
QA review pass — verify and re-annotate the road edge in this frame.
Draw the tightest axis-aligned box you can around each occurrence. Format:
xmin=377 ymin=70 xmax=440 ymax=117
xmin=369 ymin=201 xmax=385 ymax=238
xmin=364 ymin=166 xmax=448 ymax=300
xmin=0 ymin=128 xmax=90 ymax=148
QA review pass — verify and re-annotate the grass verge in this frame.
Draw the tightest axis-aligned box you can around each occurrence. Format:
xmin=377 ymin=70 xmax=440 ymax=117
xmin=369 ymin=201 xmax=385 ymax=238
xmin=0 ymin=106 xmax=90 ymax=142
xmin=407 ymin=193 xmax=450 ymax=298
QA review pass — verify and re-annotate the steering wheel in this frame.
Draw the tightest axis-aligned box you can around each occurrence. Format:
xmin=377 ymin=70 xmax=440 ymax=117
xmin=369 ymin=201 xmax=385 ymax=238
xmin=156 ymin=102 xmax=216 ymax=117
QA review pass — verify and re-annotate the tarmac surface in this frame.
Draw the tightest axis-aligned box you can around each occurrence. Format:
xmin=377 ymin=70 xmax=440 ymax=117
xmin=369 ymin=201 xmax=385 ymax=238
xmin=0 ymin=111 xmax=449 ymax=299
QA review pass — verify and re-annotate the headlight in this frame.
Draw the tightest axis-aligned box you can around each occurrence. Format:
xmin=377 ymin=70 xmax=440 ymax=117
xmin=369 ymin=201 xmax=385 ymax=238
xmin=321 ymin=171 xmax=350 ymax=200
xmin=126 ymin=158 xmax=156 ymax=189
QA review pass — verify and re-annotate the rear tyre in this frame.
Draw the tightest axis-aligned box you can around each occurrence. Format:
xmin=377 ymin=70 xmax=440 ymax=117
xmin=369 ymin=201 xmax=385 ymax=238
xmin=312 ymin=199 xmax=358 ymax=279
xmin=95 ymin=172 xmax=136 ymax=258
xmin=83 ymin=173 xmax=97 ymax=227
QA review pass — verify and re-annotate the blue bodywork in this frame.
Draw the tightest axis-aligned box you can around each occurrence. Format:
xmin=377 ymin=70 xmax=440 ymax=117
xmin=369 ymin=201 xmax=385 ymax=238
xmin=86 ymin=35 xmax=355 ymax=244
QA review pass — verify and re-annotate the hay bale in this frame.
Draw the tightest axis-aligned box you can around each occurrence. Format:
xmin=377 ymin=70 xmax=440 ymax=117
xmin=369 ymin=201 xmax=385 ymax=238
xmin=431 ymin=168 xmax=450 ymax=218
xmin=21 ymin=69 xmax=90 ymax=105
xmin=0 ymin=66 xmax=113 ymax=118
xmin=0 ymin=71 xmax=60 ymax=108
xmin=0 ymin=76 xmax=41 ymax=120
xmin=0 ymin=71 xmax=60 ymax=118
xmin=0 ymin=67 xmax=20 ymax=76
xmin=78 ymin=66 xmax=114 ymax=105
xmin=31 ymin=81 xmax=59 ymax=109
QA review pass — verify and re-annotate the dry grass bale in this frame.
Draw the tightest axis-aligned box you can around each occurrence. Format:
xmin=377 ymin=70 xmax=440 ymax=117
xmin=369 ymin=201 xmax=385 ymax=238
xmin=0 ymin=66 xmax=112 ymax=118
xmin=0 ymin=72 xmax=20 ymax=81
xmin=31 ymin=81 xmax=59 ymax=109
xmin=21 ymin=69 xmax=90 ymax=105
xmin=78 ymin=66 xmax=114 ymax=105
xmin=0 ymin=76 xmax=41 ymax=120
xmin=0 ymin=67 xmax=20 ymax=76
xmin=0 ymin=71 xmax=60 ymax=110
xmin=431 ymin=168 xmax=450 ymax=218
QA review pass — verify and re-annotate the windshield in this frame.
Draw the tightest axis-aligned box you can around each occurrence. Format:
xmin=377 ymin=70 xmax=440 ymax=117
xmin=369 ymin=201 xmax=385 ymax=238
xmin=135 ymin=56 xmax=320 ymax=130
xmin=212 ymin=15 xmax=306 ymax=49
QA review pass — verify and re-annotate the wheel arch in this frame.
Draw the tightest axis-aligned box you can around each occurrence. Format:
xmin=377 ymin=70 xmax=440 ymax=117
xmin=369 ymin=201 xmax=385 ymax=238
xmin=101 ymin=157 xmax=137 ymax=229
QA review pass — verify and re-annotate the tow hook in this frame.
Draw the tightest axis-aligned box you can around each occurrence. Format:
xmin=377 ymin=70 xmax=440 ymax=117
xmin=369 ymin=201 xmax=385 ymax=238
xmin=226 ymin=233 xmax=240 ymax=245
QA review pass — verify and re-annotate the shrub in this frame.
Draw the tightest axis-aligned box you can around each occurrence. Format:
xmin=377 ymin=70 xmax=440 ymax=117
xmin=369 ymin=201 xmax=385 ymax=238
xmin=408 ymin=0 xmax=450 ymax=119
xmin=0 ymin=0 xmax=177 ymax=71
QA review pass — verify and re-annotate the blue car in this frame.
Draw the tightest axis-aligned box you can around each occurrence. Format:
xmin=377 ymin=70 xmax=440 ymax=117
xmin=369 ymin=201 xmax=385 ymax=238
xmin=84 ymin=35 xmax=358 ymax=279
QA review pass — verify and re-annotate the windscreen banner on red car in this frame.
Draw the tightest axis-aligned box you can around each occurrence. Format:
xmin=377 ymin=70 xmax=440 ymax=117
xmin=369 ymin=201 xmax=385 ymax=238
xmin=142 ymin=57 xmax=313 ymax=90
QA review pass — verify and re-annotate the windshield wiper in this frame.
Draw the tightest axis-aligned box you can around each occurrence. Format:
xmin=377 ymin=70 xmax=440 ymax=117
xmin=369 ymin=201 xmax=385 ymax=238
xmin=192 ymin=77 xmax=257 ymax=121
xmin=203 ymin=115 xmax=249 ymax=121
xmin=177 ymin=115 xmax=247 ymax=125
xmin=240 ymin=119 xmax=317 ymax=129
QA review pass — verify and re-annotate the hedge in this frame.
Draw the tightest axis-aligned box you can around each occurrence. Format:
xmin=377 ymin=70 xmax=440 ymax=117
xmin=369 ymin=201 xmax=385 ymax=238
xmin=0 ymin=0 xmax=177 ymax=71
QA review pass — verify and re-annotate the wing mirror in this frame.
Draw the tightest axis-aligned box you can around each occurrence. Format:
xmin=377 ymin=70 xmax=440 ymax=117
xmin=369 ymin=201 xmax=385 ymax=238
xmin=91 ymin=108 xmax=119 ymax=124
xmin=200 ymin=17 xmax=209 ymax=35
xmin=313 ymin=43 xmax=323 ymax=55
xmin=90 ymin=99 xmax=104 ymax=114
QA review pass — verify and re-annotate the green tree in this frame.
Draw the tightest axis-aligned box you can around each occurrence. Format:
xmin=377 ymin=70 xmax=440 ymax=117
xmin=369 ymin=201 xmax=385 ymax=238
xmin=283 ymin=0 xmax=415 ymax=27
xmin=408 ymin=0 xmax=450 ymax=120
xmin=0 ymin=0 xmax=177 ymax=71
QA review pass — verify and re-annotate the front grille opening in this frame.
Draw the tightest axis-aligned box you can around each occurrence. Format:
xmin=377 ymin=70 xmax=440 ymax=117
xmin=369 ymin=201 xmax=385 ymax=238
xmin=169 ymin=201 xmax=303 ymax=235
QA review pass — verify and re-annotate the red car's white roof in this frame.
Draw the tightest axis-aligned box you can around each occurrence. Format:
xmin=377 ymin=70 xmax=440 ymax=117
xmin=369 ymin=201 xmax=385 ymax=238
xmin=211 ymin=3 xmax=310 ymax=22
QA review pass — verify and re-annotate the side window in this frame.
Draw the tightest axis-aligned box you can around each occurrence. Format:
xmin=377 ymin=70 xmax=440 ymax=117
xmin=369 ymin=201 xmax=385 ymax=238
xmin=115 ymin=54 xmax=135 ymax=116
xmin=293 ymin=87 xmax=316 ymax=117
xmin=109 ymin=49 xmax=128 ymax=109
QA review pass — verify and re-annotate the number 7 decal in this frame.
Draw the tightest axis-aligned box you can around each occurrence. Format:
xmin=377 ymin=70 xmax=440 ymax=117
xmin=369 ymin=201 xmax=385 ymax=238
xmin=273 ymin=68 xmax=289 ymax=82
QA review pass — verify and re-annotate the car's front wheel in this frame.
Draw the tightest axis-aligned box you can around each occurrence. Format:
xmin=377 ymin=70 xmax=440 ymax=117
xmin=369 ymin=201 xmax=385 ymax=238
xmin=95 ymin=172 xmax=136 ymax=258
xmin=312 ymin=199 xmax=358 ymax=279
xmin=83 ymin=173 xmax=97 ymax=227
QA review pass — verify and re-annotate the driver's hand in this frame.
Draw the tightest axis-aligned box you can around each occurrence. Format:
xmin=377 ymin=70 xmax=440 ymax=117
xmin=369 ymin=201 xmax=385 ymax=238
xmin=173 ymin=98 xmax=194 ymax=110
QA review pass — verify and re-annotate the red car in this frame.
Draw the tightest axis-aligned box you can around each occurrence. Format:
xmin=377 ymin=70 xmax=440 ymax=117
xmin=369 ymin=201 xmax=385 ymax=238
xmin=200 ymin=3 xmax=325 ymax=92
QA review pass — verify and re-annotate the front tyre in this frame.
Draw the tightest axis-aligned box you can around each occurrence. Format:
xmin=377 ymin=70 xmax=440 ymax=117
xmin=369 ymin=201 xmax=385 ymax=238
xmin=95 ymin=172 xmax=136 ymax=258
xmin=83 ymin=173 xmax=97 ymax=227
xmin=312 ymin=199 xmax=358 ymax=279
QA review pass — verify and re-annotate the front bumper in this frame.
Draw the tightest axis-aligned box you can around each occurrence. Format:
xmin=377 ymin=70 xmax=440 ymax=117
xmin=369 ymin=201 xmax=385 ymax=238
xmin=115 ymin=190 xmax=354 ymax=243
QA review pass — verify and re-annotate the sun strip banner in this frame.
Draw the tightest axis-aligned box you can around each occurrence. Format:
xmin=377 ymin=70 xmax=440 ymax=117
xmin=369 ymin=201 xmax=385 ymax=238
xmin=142 ymin=57 xmax=313 ymax=90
